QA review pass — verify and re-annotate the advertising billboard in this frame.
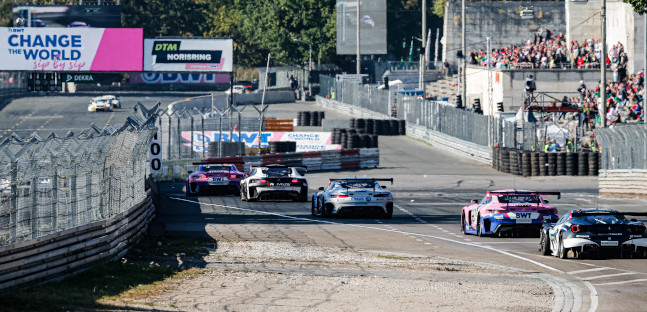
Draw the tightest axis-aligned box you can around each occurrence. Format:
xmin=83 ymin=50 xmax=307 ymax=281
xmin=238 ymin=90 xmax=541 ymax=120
xmin=336 ymin=0 xmax=387 ymax=55
xmin=181 ymin=131 xmax=341 ymax=152
xmin=0 ymin=27 xmax=143 ymax=71
xmin=144 ymin=38 xmax=234 ymax=72
xmin=13 ymin=5 xmax=122 ymax=28
xmin=130 ymin=73 xmax=231 ymax=84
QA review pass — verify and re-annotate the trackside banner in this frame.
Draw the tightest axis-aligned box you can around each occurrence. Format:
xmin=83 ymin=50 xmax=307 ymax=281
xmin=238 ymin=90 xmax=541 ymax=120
xmin=181 ymin=131 xmax=342 ymax=152
xmin=144 ymin=38 xmax=233 ymax=72
xmin=0 ymin=27 xmax=143 ymax=71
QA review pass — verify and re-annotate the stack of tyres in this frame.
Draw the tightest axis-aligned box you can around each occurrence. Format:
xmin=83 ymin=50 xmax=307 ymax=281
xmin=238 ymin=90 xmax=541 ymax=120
xmin=301 ymin=111 xmax=312 ymax=126
xmin=538 ymin=152 xmax=548 ymax=176
xmin=547 ymin=153 xmax=557 ymax=176
xmin=310 ymin=111 xmax=320 ymax=127
xmin=500 ymin=148 xmax=510 ymax=173
xmin=509 ymin=150 xmax=519 ymax=175
xmin=331 ymin=128 xmax=340 ymax=144
xmin=588 ymin=152 xmax=599 ymax=176
xmin=370 ymin=135 xmax=379 ymax=148
xmin=565 ymin=152 xmax=577 ymax=175
xmin=372 ymin=120 xmax=381 ymax=135
xmin=530 ymin=152 xmax=540 ymax=176
xmin=350 ymin=133 xmax=360 ymax=148
xmin=578 ymin=152 xmax=589 ymax=176
xmin=398 ymin=119 xmax=406 ymax=135
xmin=556 ymin=152 xmax=566 ymax=176
xmin=350 ymin=118 xmax=357 ymax=129
xmin=389 ymin=120 xmax=399 ymax=135
xmin=318 ymin=111 xmax=325 ymax=124
xmin=356 ymin=118 xmax=365 ymax=132
xmin=362 ymin=134 xmax=372 ymax=148
xmin=268 ymin=142 xmax=297 ymax=154
xmin=492 ymin=147 xmax=501 ymax=171
xmin=521 ymin=152 xmax=531 ymax=176
xmin=340 ymin=130 xmax=348 ymax=149
xmin=365 ymin=119 xmax=374 ymax=135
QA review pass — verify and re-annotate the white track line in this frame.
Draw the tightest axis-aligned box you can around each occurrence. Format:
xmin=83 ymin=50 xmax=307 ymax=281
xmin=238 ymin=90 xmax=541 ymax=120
xmin=169 ymin=197 xmax=592 ymax=312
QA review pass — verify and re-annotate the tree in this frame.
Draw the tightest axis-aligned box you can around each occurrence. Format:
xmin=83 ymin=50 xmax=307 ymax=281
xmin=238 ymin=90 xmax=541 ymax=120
xmin=121 ymin=0 xmax=208 ymax=37
xmin=622 ymin=0 xmax=647 ymax=14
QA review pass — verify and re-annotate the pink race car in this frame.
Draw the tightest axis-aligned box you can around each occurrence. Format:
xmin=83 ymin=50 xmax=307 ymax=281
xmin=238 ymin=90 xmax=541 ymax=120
xmin=461 ymin=190 xmax=560 ymax=237
xmin=185 ymin=163 xmax=244 ymax=196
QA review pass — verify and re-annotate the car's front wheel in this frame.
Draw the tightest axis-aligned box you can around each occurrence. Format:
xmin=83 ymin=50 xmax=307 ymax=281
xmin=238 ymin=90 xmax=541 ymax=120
xmin=476 ymin=214 xmax=483 ymax=237
xmin=460 ymin=213 xmax=466 ymax=234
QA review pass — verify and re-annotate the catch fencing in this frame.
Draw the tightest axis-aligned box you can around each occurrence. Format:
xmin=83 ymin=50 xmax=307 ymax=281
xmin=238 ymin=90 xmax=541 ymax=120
xmin=0 ymin=104 xmax=158 ymax=246
xmin=320 ymin=75 xmax=537 ymax=151
xmin=596 ymin=124 xmax=647 ymax=170
xmin=160 ymin=96 xmax=265 ymax=160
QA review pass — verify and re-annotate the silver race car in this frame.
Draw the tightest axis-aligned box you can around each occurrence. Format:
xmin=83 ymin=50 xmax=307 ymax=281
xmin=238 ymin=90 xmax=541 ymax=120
xmin=240 ymin=164 xmax=308 ymax=202
xmin=312 ymin=178 xmax=393 ymax=218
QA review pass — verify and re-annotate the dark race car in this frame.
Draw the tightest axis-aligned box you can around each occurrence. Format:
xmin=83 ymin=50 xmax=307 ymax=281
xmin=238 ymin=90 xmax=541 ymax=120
xmin=540 ymin=209 xmax=647 ymax=259
xmin=240 ymin=165 xmax=308 ymax=202
xmin=185 ymin=163 xmax=244 ymax=196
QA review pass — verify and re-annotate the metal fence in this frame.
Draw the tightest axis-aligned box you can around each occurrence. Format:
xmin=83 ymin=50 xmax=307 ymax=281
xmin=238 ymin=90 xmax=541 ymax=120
xmin=161 ymin=96 xmax=267 ymax=160
xmin=320 ymin=75 xmax=537 ymax=150
xmin=0 ymin=105 xmax=158 ymax=246
xmin=596 ymin=124 xmax=647 ymax=170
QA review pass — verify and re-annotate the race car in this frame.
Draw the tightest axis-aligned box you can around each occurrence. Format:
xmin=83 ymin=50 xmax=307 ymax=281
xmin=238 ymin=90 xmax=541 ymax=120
xmin=461 ymin=190 xmax=560 ymax=237
xmin=312 ymin=178 xmax=394 ymax=218
xmin=185 ymin=163 xmax=244 ymax=196
xmin=239 ymin=165 xmax=308 ymax=202
xmin=87 ymin=97 xmax=113 ymax=112
xmin=540 ymin=209 xmax=647 ymax=259
xmin=95 ymin=95 xmax=121 ymax=109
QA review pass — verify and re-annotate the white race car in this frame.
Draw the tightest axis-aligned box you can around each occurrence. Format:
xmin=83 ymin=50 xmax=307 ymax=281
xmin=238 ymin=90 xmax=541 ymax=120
xmin=312 ymin=178 xmax=393 ymax=218
xmin=239 ymin=165 xmax=308 ymax=202
xmin=88 ymin=97 xmax=113 ymax=112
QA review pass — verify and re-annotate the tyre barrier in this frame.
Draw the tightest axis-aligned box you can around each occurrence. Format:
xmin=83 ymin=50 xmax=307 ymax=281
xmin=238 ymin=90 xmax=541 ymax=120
xmin=492 ymin=147 xmax=600 ymax=176
xmin=297 ymin=111 xmax=325 ymax=126
xmin=201 ymin=148 xmax=380 ymax=173
xmin=332 ymin=128 xmax=379 ymax=148
xmin=268 ymin=141 xmax=297 ymax=154
xmin=349 ymin=118 xmax=405 ymax=136
xmin=530 ymin=152 xmax=540 ymax=176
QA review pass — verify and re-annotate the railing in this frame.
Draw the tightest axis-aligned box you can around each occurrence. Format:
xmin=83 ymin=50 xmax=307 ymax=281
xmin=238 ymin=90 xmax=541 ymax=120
xmin=320 ymin=75 xmax=537 ymax=151
xmin=0 ymin=104 xmax=158 ymax=246
xmin=596 ymin=124 xmax=647 ymax=170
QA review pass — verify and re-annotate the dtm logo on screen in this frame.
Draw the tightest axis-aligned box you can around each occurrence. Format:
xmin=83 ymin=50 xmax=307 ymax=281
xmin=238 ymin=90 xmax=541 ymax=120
xmin=152 ymin=41 xmax=222 ymax=64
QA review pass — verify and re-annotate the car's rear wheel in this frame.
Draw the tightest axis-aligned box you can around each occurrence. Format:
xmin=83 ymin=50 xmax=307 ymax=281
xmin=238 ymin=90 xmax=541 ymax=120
xmin=322 ymin=203 xmax=331 ymax=218
xmin=240 ymin=188 xmax=247 ymax=201
xmin=540 ymin=230 xmax=551 ymax=255
xmin=382 ymin=204 xmax=393 ymax=219
xmin=558 ymin=235 xmax=568 ymax=259
xmin=247 ymin=187 xmax=257 ymax=202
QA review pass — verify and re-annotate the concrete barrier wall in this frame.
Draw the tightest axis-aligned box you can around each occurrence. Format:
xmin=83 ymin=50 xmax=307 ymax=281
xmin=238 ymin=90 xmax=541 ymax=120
xmin=316 ymin=96 xmax=491 ymax=164
xmin=599 ymin=169 xmax=647 ymax=199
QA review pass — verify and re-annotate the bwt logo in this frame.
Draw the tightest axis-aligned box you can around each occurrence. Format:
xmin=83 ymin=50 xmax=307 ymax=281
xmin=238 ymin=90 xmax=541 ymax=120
xmin=153 ymin=41 xmax=180 ymax=52
xmin=516 ymin=213 xmax=531 ymax=218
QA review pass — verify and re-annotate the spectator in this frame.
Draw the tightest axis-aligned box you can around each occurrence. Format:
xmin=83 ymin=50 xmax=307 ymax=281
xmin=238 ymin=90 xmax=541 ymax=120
xmin=578 ymin=80 xmax=587 ymax=102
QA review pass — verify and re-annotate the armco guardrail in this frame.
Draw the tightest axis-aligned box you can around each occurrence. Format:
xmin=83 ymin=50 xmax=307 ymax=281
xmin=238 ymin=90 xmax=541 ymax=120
xmin=599 ymin=170 xmax=647 ymax=199
xmin=0 ymin=191 xmax=154 ymax=293
xmin=155 ymin=148 xmax=380 ymax=181
xmin=316 ymin=96 xmax=492 ymax=164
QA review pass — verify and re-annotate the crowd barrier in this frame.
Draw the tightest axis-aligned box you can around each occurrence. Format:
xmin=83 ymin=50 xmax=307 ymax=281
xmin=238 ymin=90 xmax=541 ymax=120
xmin=492 ymin=147 xmax=599 ymax=176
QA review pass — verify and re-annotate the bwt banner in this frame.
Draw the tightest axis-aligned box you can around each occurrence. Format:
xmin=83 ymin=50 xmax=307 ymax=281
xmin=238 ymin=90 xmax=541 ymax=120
xmin=181 ymin=131 xmax=342 ymax=152
xmin=144 ymin=38 xmax=233 ymax=72
xmin=130 ymin=73 xmax=230 ymax=84
xmin=0 ymin=27 xmax=143 ymax=71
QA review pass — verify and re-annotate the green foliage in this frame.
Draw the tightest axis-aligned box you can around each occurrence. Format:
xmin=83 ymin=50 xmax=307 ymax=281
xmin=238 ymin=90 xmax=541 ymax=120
xmin=622 ymin=0 xmax=647 ymax=14
xmin=433 ymin=0 xmax=447 ymax=18
xmin=121 ymin=0 xmax=208 ymax=37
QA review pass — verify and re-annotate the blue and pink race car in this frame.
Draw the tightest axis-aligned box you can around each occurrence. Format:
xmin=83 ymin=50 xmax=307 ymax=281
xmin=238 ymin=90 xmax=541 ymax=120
xmin=185 ymin=163 xmax=245 ymax=196
xmin=461 ymin=190 xmax=560 ymax=237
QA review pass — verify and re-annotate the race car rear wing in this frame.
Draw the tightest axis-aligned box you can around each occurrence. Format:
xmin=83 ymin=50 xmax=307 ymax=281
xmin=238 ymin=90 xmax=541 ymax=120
xmin=329 ymin=178 xmax=394 ymax=185
xmin=193 ymin=160 xmax=245 ymax=165
xmin=487 ymin=191 xmax=561 ymax=200
xmin=570 ymin=211 xmax=647 ymax=217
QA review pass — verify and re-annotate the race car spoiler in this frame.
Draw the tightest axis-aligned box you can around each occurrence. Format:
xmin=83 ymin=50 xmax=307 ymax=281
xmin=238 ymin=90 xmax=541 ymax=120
xmin=329 ymin=178 xmax=393 ymax=184
xmin=487 ymin=191 xmax=561 ymax=200
xmin=193 ymin=160 xmax=245 ymax=165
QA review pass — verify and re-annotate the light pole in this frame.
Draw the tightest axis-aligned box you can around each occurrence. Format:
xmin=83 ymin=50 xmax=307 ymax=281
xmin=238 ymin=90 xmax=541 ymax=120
xmin=294 ymin=38 xmax=312 ymax=96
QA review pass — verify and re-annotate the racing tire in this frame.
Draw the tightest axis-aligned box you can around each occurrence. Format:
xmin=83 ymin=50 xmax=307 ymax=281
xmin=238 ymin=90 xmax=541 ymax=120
xmin=317 ymin=197 xmax=325 ymax=217
xmin=558 ymin=235 xmax=568 ymax=259
xmin=240 ymin=189 xmax=247 ymax=201
xmin=246 ymin=187 xmax=257 ymax=202
xmin=476 ymin=215 xmax=483 ymax=237
xmin=322 ymin=203 xmax=332 ymax=218
xmin=540 ymin=231 xmax=551 ymax=255
xmin=311 ymin=196 xmax=316 ymax=216
xmin=460 ymin=214 xmax=466 ymax=234
xmin=382 ymin=204 xmax=393 ymax=219
xmin=185 ymin=183 xmax=194 ymax=197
